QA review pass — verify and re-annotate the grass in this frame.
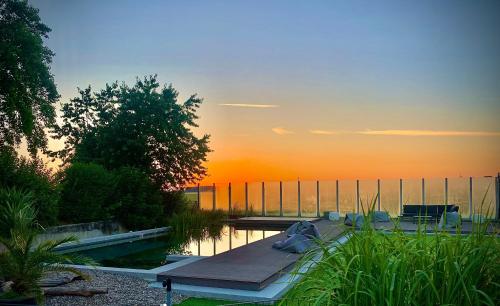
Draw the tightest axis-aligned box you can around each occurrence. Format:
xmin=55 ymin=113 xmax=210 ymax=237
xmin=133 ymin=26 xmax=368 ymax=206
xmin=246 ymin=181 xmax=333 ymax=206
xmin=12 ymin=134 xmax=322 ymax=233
xmin=168 ymin=207 xmax=226 ymax=242
xmin=281 ymin=196 xmax=500 ymax=306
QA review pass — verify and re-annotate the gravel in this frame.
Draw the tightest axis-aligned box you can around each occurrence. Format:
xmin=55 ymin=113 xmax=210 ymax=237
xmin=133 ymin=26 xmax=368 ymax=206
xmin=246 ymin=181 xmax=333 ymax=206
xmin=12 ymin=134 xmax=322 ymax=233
xmin=45 ymin=270 xmax=187 ymax=306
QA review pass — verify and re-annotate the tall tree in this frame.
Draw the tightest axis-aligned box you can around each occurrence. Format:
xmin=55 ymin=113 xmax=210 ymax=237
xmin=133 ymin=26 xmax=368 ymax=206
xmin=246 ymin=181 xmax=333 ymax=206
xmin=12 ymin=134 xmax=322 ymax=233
xmin=52 ymin=76 xmax=211 ymax=189
xmin=0 ymin=0 xmax=59 ymax=154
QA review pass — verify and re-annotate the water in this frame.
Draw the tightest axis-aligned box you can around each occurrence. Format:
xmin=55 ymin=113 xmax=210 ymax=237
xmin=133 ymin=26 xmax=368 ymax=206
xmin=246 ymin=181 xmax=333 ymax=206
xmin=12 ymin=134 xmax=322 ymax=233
xmin=73 ymin=225 xmax=280 ymax=269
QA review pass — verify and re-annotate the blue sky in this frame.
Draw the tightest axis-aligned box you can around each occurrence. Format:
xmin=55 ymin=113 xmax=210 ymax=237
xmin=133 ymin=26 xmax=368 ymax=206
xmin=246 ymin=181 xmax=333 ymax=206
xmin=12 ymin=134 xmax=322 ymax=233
xmin=32 ymin=0 xmax=500 ymax=180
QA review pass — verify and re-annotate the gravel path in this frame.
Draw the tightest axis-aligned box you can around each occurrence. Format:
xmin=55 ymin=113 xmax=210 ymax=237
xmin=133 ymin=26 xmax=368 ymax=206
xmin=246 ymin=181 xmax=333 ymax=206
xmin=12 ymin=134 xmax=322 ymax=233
xmin=45 ymin=270 xmax=187 ymax=306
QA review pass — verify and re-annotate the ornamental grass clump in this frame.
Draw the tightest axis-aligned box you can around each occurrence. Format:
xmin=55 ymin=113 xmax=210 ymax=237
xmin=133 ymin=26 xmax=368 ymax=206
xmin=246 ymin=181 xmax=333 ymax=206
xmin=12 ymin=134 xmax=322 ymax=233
xmin=282 ymin=195 xmax=499 ymax=306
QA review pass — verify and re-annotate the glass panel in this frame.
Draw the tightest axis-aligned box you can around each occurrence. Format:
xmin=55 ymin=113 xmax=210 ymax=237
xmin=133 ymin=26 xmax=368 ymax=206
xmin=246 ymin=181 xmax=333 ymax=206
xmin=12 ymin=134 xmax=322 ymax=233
xmin=472 ymin=177 xmax=496 ymax=218
xmin=200 ymin=185 xmax=213 ymax=211
xmin=214 ymin=183 xmax=229 ymax=211
xmin=231 ymin=183 xmax=246 ymax=214
xmin=282 ymin=181 xmax=298 ymax=216
xmin=448 ymin=177 xmax=469 ymax=217
xmin=301 ymin=181 xmax=318 ymax=217
xmin=264 ymin=181 xmax=280 ymax=216
xmin=319 ymin=181 xmax=337 ymax=215
xmin=403 ymin=178 xmax=422 ymax=205
xmin=247 ymin=182 xmax=262 ymax=216
xmin=380 ymin=179 xmax=400 ymax=216
xmin=359 ymin=179 xmax=378 ymax=212
xmin=338 ymin=180 xmax=356 ymax=214
xmin=426 ymin=178 xmax=445 ymax=204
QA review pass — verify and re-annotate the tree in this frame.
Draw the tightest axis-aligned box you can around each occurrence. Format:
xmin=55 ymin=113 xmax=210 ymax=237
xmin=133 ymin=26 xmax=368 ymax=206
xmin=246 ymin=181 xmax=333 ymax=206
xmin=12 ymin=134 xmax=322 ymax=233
xmin=0 ymin=0 xmax=59 ymax=154
xmin=51 ymin=75 xmax=210 ymax=189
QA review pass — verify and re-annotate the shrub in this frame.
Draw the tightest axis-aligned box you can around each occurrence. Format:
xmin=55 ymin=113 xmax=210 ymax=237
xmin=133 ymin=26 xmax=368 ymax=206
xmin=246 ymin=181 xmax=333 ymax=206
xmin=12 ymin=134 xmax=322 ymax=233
xmin=59 ymin=162 xmax=116 ymax=223
xmin=0 ymin=148 xmax=59 ymax=225
xmin=113 ymin=167 xmax=164 ymax=230
xmin=0 ymin=188 xmax=93 ymax=303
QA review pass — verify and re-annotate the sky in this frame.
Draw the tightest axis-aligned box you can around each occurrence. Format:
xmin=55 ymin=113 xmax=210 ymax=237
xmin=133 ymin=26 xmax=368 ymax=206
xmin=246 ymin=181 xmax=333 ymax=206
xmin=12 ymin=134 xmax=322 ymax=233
xmin=32 ymin=0 xmax=500 ymax=183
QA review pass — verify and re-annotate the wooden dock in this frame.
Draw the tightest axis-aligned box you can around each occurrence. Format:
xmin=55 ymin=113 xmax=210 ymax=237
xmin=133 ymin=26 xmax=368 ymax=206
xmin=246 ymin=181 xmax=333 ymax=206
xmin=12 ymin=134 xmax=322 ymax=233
xmin=228 ymin=216 xmax=321 ymax=230
xmin=157 ymin=219 xmax=344 ymax=290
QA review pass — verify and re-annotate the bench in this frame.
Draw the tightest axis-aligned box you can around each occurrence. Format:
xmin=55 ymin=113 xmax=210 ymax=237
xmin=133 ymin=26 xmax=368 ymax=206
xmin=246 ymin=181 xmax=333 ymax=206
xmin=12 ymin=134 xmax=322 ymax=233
xmin=402 ymin=204 xmax=458 ymax=222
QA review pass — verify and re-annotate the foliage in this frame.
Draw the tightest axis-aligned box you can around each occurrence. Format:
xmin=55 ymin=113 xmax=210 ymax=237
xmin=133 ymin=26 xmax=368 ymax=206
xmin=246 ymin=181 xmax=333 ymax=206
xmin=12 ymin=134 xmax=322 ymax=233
xmin=0 ymin=0 xmax=59 ymax=154
xmin=0 ymin=147 xmax=58 ymax=225
xmin=0 ymin=188 xmax=93 ymax=302
xmin=113 ymin=167 xmax=164 ymax=230
xmin=51 ymin=75 xmax=210 ymax=189
xmin=282 ymin=199 xmax=500 ymax=306
xmin=168 ymin=207 xmax=226 ymax=242
xmin=58 ymin=162 xmax=116 ymax=223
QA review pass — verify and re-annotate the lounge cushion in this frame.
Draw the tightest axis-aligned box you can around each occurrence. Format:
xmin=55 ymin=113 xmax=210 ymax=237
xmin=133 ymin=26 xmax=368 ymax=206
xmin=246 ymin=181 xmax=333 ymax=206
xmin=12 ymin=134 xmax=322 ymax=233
xmin=273 ymin=221 xmax=320 ymax=253
xmin=344 ymin=213 xmax=365 ymax=227
xmin=438 ymin=211 xmax=461 ymax=229
xmin=373 ymin=211 xmax=390 ymax=222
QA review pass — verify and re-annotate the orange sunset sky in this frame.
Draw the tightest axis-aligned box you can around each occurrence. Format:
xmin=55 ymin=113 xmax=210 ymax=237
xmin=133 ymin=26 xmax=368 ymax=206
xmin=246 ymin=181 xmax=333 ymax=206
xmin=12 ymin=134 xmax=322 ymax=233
xmin=32 ymin=0 xmax=500 ymax=183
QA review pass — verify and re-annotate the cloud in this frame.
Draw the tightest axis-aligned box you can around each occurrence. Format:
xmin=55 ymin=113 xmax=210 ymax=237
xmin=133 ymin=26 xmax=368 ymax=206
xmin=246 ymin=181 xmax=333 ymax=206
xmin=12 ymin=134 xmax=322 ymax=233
xmin=272 ymin=127 xmax=294 ymax=135
xmin=219 ymin=103 xmax=279 ymax=108
xmin=309 ymin=130 xmax=341 ymax=135
xmin=357 ymin=130 xmax=500 ymax=137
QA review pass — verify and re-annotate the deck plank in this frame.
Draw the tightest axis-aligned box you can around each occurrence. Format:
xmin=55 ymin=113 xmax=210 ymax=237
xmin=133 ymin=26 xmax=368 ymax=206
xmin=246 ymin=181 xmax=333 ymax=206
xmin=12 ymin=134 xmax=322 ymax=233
xmin=157 ymin=220 xmax=344 ymax=290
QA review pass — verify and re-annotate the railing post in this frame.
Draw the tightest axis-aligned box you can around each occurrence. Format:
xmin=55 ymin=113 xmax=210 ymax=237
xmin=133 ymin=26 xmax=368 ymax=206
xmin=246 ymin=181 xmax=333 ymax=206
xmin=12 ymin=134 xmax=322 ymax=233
xmin=469 ymin=177 xmax=473 ymax=219
xmin=377 ymin=179 xmax=381 ymax=211
xmin=279 ymin=181 xmax=283 ymax=217
xmin=298 ymin=180 xmax=301 ymax=217
xmin=422 ymin=178 xmax=425 ymax=205
xmin=496 ymin=174 xmax=500 ymax=220
xmin=197 ymin=183 xmax=200 ymax=209
xmin=444 ymin=177 xmax=448 ymax=205
xmin=212 ymin=183 xmax=216 ymax=211
xmin=245 ymin=182 xmax=249 ymax=216
xmin=316 ymin=180 xmax=320 ymax=217
xmin=228 ymin=182 xmax=232 ymax=214
xmin=356 ymin=179 xmax=360 ymax=213
xmin=399 ymin=178 xmax=403 ymax=216
xmin=262 ymin=182 xmax=265 ymax=216
xmin=336 ymin=179 xmax=339 ymax=213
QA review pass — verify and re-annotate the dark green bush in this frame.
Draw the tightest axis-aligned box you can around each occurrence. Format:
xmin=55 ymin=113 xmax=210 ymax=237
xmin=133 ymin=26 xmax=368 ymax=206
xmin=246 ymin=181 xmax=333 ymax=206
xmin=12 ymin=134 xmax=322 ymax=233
xmin=0 ymin=148 xmax=59 ymax=225
xmin=59 ymin=162 xmax=117 ymax=223
xmin=113 ymin=167 xmax=164 ymax=230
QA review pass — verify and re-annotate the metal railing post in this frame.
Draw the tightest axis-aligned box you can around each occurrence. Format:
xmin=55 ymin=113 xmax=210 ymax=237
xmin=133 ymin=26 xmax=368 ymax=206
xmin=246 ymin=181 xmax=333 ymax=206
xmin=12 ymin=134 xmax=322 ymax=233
xmin=279 ymin=181 xmax=283 ymax=217
xmin=262 ymin=182 xmax=265 ymax=216
xmin=356 ymin=179 xmax=360 ymax=213
xmin=422 ymin=178 xmax=425 ymax=205
xmin=469 ymin=177 xmax=473 ymax=219
xmin=444 ymin=178 xmax=448 ymax=205
xmin=399 ymin=179 xmax=403 ymax=216
xmin=197 ymin=183 xmax=200 ymax=209
xmin=336 ymin=179 xmax=339 ymax=213
xmin=298 ymin=180 xmax=301 ymax=217
xmin=212 ymin=183 xmax=216 ymax=211
xmin=496 ymin=174 xmax=500 ymax=220
xmin=245 ymin=182 xmax=248 ymax=216
xmin=228 ymin=182 xmax=232 ymax=214
xmin=377 ymin=179 xmax=381 ymax=211
xmin=316 ymin=180 xmax=320 ymax=217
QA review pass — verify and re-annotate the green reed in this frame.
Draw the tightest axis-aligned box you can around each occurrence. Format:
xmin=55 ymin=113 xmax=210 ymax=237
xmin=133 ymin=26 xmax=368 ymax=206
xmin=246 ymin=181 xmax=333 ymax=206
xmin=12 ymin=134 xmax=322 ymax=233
xmin=281 ymin=194 xmax=500 ymax=306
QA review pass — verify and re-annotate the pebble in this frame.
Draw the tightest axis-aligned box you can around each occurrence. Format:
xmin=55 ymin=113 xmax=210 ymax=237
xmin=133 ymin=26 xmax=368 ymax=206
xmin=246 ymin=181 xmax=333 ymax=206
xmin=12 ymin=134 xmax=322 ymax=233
xmin=45 ymin=270 xmax=187 ymax=306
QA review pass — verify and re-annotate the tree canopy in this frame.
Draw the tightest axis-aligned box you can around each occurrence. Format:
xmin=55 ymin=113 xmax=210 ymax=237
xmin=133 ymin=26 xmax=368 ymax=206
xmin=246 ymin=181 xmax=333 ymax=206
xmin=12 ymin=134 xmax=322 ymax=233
xmin=51 ymin=75 xmax=210 ymax=189
xmin=0 ymin=0 xmax=59 ymax=154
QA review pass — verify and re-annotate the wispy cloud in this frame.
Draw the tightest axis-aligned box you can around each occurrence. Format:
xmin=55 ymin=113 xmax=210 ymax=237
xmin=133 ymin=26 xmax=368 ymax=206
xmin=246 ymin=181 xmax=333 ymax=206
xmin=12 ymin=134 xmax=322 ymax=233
xmin=219 ymin=103 xmax=279 ymax=108
xmin=309 ymin=130 xmax=341 ymax=135
xmin=272 ymin=127 xmax=294 ymax=135
xmin=357 ymin=130 xmax=500 ymax=137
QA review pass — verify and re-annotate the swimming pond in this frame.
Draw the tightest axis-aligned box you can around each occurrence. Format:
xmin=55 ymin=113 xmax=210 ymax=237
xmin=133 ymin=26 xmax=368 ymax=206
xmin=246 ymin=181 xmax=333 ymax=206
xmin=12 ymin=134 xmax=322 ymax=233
xmin=72 ymin=225 xmax=281 ymax=269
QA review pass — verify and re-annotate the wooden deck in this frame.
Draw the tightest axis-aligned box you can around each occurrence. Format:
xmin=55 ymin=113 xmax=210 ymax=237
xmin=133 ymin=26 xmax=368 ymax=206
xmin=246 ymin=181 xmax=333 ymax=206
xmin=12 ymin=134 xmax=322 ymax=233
xmin=228 ymin=216 xmax=321 ymax=229
xmin=157 ymin=220 xmax=344 ymax=290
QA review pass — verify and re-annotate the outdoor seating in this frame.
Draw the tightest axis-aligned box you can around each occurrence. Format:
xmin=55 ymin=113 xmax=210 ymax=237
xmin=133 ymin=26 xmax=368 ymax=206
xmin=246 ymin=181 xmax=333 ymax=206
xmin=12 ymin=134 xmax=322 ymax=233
xmin=402 ymin=204 xmax=458 ymax=222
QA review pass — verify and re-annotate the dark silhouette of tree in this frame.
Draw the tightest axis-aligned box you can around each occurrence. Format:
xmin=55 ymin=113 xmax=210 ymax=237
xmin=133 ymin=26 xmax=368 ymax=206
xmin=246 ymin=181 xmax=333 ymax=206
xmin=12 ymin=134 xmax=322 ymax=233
xmin=0 ymin=0 xmax=59 ymax=154
xmin=51 ymin=75 xmax=210 ymax=189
